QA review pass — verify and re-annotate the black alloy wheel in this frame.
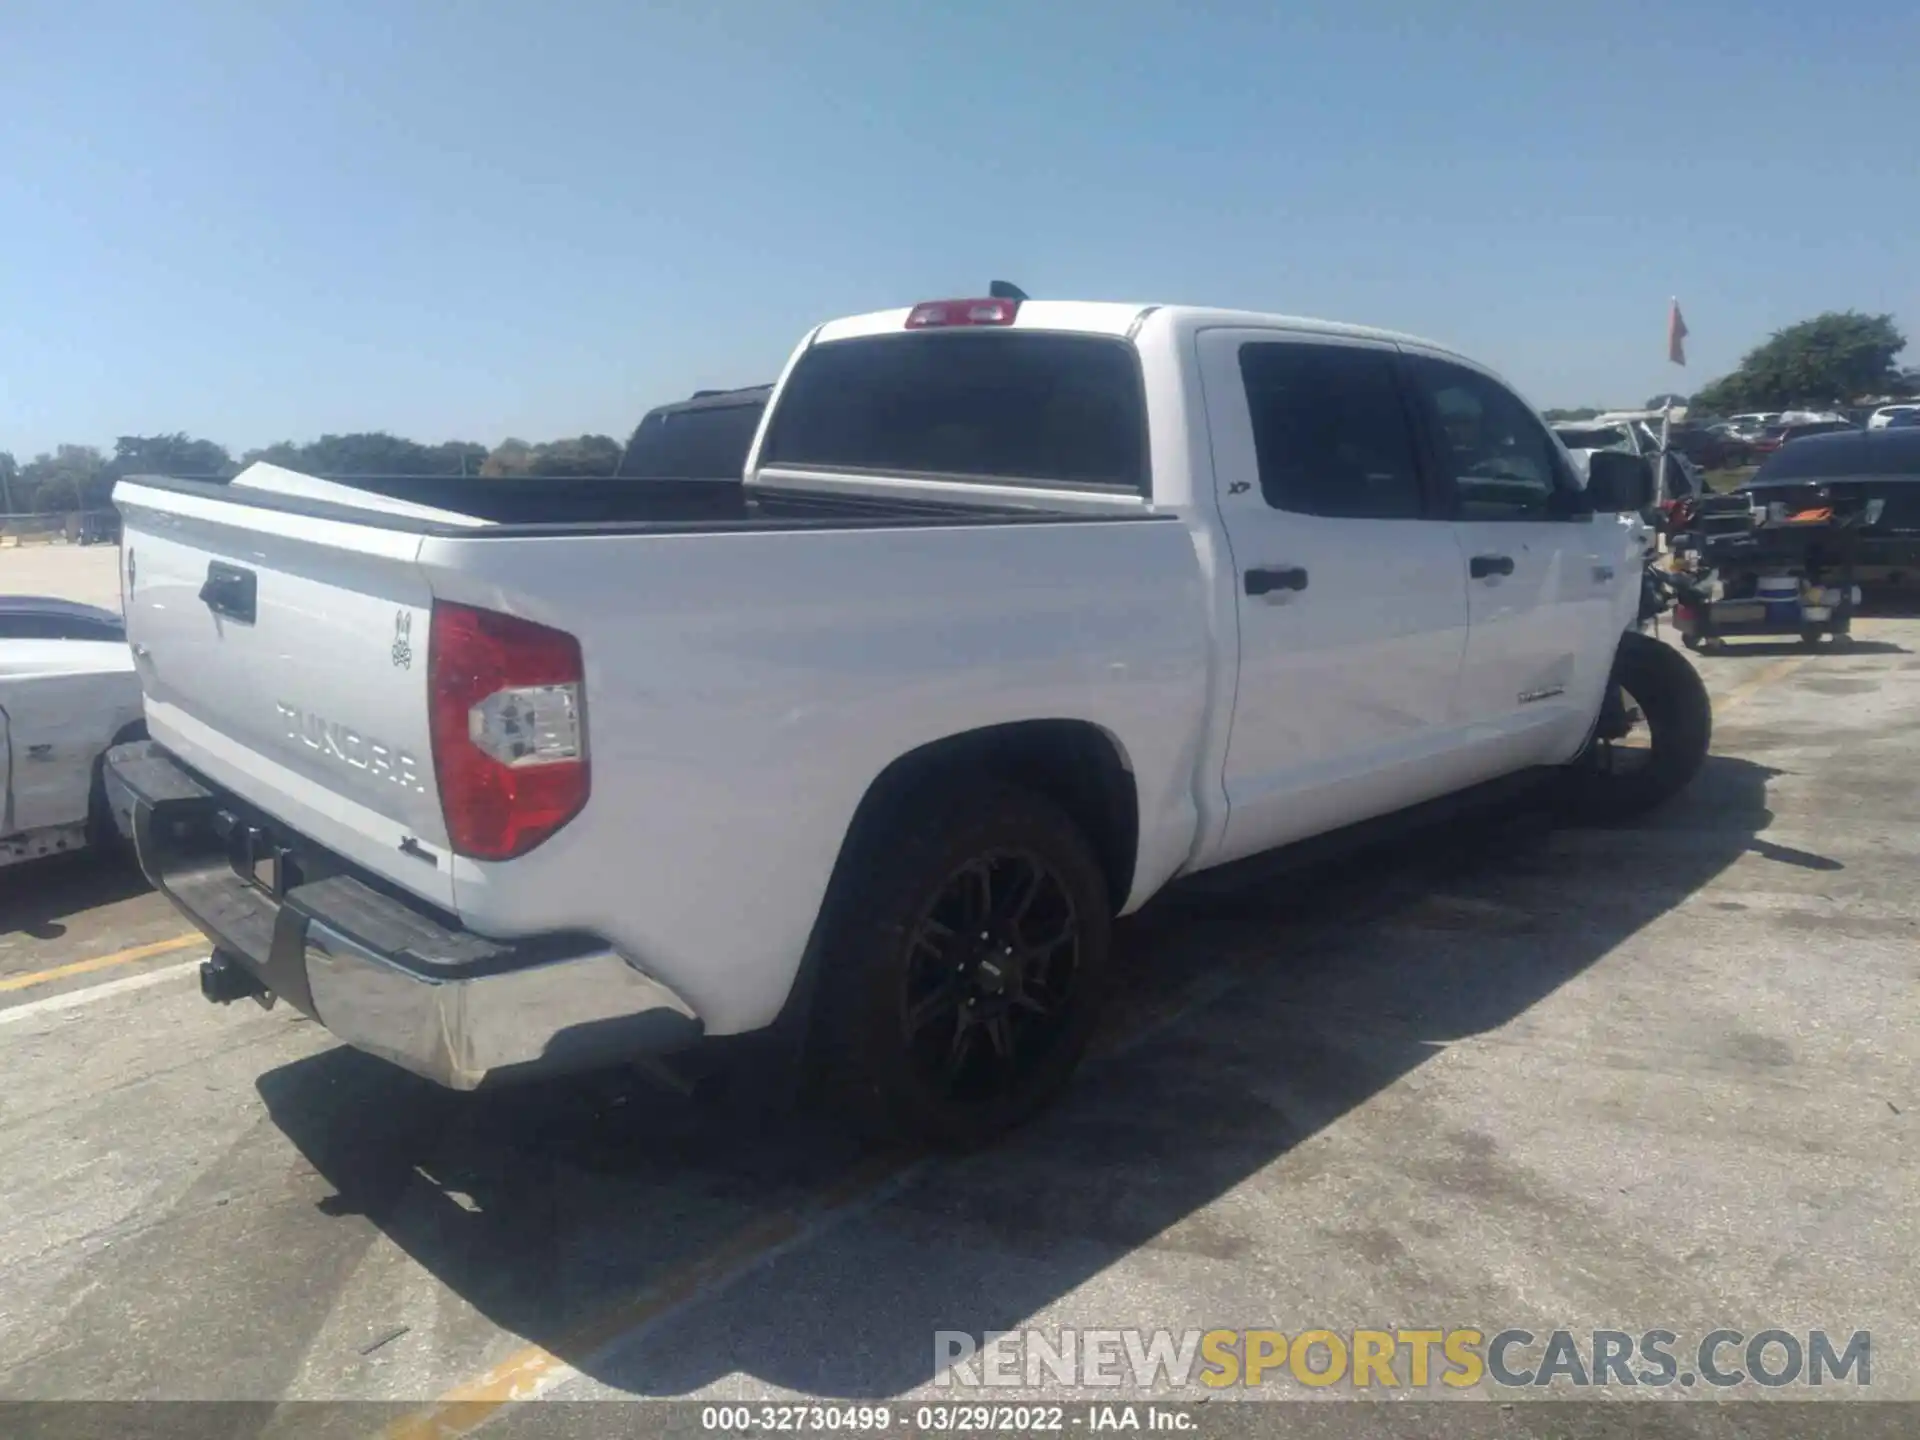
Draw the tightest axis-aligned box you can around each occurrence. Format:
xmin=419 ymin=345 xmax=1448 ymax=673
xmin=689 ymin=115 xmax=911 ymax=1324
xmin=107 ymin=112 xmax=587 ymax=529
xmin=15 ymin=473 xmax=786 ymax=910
xmin=900 ymin=851 xmax=1082 ymax=1106
xmin=813 ymin=781 xmax=1111 ymax=1148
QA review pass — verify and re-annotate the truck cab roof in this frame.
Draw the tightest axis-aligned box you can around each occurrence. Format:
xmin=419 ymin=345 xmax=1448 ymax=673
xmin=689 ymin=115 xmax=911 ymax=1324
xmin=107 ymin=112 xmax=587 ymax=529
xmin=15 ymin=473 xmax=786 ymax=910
xmin=810 ymin=300 xmax=1465 ymax=359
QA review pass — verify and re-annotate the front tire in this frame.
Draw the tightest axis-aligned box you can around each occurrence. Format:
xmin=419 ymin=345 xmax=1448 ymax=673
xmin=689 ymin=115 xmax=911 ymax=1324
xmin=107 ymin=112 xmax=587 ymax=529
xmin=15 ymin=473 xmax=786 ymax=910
xmin=813 ymin=780 xmax=1111 ymax=1149
xmin=1562 ymin=632 xmax=1713 ymax=825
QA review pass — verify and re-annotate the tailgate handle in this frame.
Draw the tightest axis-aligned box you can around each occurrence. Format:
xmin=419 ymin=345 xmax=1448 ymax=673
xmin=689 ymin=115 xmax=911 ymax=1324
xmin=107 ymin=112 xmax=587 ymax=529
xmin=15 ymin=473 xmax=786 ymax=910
xmin=199 ymin=561 xmax=258 ymax=624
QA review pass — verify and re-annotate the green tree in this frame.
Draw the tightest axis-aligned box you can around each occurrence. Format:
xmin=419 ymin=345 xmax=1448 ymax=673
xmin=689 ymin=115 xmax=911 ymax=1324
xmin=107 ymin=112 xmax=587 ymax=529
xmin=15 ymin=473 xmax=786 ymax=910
xmin=479 ymin=439 xmax=537 ymax=477
xmin=240 ymin=432 xmax=486 ymax=476
xmin=20 ymin=445 xmax=108 ymax=511
xmin=479 ymin=435 xmax=621 ymax=477
xmin=107 ymin=433 xmax=234 ymax=483
xmin=425 ymin=440 xmax=488 ymax=476
xmin=240 ymin=441 xmax=305 ymax=470
xmin=1692 ymin=311 xmax=1908 ymax=412
xmin=529 ymin=434 xmax=622 ymax=477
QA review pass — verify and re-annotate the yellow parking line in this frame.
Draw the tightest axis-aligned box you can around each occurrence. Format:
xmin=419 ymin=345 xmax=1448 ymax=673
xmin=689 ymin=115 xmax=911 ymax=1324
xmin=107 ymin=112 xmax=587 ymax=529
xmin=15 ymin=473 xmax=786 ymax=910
xmin=386 ymin=960 xmax=1249 ymax=1439
xmin=1716 ymin=655 xmax=1808 ymax=714
xmin=0 ymin=933 xmax=204 ymax=994
xmin=384 ymin=1154 xmax=916 ymax=1440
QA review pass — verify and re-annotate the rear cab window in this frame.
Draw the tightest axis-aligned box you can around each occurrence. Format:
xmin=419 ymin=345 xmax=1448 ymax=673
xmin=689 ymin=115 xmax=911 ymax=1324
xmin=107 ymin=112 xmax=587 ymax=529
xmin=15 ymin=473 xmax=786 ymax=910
xmin=757 ymin=330 xmax=1148 ymax=493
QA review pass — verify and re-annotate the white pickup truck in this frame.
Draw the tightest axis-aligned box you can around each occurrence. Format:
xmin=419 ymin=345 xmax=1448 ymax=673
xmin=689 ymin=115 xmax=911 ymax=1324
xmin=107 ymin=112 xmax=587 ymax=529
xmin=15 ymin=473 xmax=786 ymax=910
xmin=106 ymin=295 xmax=1708 ymax=1145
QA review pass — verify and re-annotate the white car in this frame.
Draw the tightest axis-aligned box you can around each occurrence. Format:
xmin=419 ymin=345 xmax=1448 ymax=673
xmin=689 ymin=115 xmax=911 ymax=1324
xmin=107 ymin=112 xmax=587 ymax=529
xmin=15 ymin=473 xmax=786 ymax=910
xmin=109 ymin=295 xmax=1703 ymax=1144
xmin=1552 ymin=417 xmax=1702 ymax=499
xmin=0 ymin=597 xmax=147 ymax=867
xmin=1868 ymin=404 xmax=1920 ymax=430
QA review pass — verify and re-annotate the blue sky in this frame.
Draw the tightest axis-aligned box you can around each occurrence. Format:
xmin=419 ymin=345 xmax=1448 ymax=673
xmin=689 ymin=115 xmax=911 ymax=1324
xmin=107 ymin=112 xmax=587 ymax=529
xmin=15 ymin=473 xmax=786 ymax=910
xmin=3 ymin=0 xmax=1915 ymax=456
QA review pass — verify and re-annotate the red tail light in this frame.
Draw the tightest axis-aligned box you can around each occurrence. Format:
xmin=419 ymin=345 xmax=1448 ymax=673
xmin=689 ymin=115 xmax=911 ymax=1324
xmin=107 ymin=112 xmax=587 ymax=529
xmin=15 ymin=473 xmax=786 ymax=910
xmin=905 ymin=297 xmax=1020 ymax=328
xmin=428 ymin=602 xmax=588 ymax=861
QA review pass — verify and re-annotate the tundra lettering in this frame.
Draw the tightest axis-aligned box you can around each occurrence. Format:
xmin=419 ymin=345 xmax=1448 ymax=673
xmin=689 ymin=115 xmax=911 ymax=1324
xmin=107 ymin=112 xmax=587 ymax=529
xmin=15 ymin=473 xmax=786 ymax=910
xmin=275 ymin=701 xmax=425 ymax=793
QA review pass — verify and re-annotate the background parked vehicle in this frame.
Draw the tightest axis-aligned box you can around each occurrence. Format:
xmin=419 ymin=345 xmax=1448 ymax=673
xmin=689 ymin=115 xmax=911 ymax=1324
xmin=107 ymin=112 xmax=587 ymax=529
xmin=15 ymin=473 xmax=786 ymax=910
xmin=1725 ymin=412 xmax=1784 ymax=439
xmin=619 ymin=384 xmax=773 ymax=480
xmin=1663 ymin=423 xmax=1753 ymax=472
xmin=1868 ymin=403 xmax=1920 ymax=430
xmin=1552 ymin=416 xmax=1704 ymax=504
xmin=1751 ymin=418 xmax=1858 ymax=456
xmin=1736 ymin=428 xmax=1920 ymax=591
xmin=0 ymin=597 xmax=148 ymax=868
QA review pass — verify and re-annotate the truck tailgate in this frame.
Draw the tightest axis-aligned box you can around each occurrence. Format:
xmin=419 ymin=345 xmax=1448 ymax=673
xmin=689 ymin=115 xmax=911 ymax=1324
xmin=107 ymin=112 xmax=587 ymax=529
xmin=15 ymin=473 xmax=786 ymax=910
xmin=115 ymin=478 xmax=455 ymax=910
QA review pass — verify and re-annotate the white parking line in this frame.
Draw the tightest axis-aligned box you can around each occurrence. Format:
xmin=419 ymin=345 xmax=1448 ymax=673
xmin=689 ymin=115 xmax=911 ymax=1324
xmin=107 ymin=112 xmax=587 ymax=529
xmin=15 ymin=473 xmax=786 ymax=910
xmin=0 ymin=958 xmax=202 ymax=1027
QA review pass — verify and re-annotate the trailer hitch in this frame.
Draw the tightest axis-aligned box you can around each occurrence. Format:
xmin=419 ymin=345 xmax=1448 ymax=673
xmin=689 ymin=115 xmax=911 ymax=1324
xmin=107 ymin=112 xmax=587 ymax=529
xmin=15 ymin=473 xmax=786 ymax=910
xmin=200 ymin=949 xmax=270 ymax=1007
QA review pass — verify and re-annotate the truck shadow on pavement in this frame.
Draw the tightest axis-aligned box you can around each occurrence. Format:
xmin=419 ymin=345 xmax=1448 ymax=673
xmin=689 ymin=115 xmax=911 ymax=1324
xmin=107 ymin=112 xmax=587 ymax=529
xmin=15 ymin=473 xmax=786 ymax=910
xmin=256 ymin=754 xmax=1797 ymax=1401
xmin=0 ymin=852 xmax=149 ymax=941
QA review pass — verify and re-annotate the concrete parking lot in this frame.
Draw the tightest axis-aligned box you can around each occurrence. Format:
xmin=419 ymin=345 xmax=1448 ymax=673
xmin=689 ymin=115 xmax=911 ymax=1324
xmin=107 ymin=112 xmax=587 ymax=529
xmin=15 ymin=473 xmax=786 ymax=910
xmin=0 ymin=543 xmax=124 ymax=612
xmin=2 ymin=546 xmax=1915 ymax=1424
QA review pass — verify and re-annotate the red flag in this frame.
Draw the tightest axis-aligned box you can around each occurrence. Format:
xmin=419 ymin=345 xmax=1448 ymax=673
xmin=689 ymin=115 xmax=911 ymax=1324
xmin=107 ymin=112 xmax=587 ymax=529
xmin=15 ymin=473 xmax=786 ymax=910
xmin=1667 ymin=299 xmax=1689 ymax=367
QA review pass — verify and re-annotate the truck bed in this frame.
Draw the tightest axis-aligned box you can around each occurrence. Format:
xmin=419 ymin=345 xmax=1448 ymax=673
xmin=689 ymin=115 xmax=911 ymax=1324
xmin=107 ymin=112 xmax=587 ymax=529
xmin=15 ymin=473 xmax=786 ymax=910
xmin=110 ymin=467 xmax=1204 ymax=1036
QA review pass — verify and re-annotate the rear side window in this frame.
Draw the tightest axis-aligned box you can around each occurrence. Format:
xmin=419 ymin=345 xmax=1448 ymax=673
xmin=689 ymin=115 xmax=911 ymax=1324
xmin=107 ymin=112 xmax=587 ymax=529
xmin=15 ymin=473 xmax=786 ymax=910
xmin=1237 ymin=342 xmax=1427 ymax=519
xmin=759 ymin=332 xmax=1146 ymax=491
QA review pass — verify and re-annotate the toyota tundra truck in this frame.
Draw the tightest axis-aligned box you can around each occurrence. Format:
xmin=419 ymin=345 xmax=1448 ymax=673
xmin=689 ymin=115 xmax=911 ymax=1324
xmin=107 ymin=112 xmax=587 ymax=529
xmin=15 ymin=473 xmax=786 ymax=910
xmin=105 ymin=294 xmax=1706 ymax=1145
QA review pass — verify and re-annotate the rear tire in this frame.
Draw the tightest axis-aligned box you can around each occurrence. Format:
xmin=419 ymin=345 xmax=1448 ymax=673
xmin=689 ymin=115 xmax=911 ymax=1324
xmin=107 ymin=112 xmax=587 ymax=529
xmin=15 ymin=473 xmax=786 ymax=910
xmin=1562 ymin=632 xmax=1712 ymax=825
xmin=812 ymin=780 xmax=1111 ymax=1149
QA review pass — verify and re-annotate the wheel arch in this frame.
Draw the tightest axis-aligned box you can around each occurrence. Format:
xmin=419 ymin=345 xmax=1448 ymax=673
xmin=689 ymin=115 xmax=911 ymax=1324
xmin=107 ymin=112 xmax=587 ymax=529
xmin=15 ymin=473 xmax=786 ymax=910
xmin=838 ymin=719 xmax=1141 ymax=914
xmin=771 ymin=720 xmax=1140 ymax=1044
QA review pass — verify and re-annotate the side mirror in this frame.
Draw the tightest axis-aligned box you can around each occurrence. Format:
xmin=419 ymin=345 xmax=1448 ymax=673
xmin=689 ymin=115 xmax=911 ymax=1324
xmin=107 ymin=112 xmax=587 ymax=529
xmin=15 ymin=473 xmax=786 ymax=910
xmin=1584 ymin=449 xmax=1655 ymax=512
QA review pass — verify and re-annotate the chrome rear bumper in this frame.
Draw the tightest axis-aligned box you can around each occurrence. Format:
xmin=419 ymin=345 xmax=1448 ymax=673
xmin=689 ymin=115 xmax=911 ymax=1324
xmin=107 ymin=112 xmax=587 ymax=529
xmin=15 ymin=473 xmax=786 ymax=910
xmin=104 ymin=741 xmax=702 ymax=1090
